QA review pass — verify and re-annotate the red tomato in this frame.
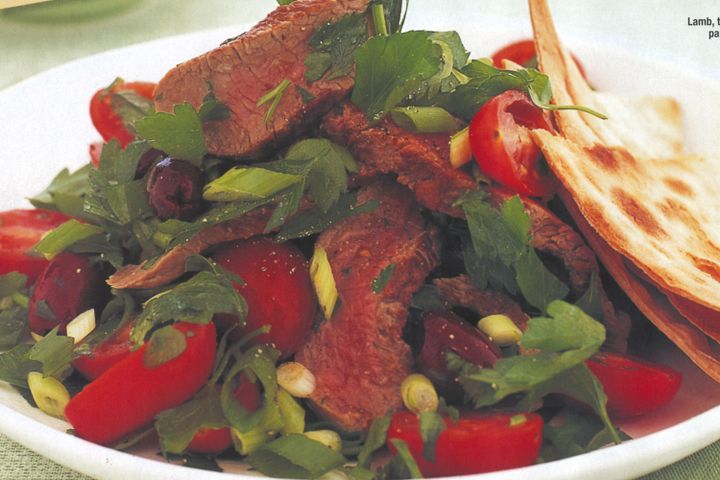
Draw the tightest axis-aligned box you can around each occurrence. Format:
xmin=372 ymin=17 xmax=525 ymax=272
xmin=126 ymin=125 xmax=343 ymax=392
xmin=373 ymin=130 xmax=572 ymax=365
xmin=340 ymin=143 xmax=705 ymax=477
xmin=212 ymin=238 xmax=316 ymax=357
xmin=186 ymin=375 xmax=261 ymax=454
xmin=0 ymin=209 xmax=71 ymax=282
xmin=65 ymin=322 xmax=216 ymax=446
xmin=89 ymin=80 xmax=156 ymax=147
xmin=587 ymin=352 xmax=682 ymax=419
xmin=491 ymin=39 xmax=587 ymax=78
xmin=469 ymin=90 xmax=556 ymax=197
xmin=387 ymin=411 xmax=543 ymax=477
xmin=73 ymin=321 xmax=134 ymax=381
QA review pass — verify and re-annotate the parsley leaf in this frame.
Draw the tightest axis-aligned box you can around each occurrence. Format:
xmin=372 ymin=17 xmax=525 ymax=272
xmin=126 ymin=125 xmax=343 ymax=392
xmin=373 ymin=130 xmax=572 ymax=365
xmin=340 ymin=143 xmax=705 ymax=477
xmin=143 ymin=325 xmax=187 ymax=368
xmin=198 ymin=87 xmax=231 ymax=122
xmin=357 ymin=414 xmax=392 ymax=468
xmin=0 ymin=328 xmax=74 ymax=388
xmin=135 ymin=103 xmax=206 ymax=166
xmin=419 ymin=411 xmax=446 ymax=461
xmin=155 ymin=385 xmax=228 ymax=454
xmin=29 ymin=164 xmax=94 ymax=220
xmin=111 ymin=90 xmax=154 ymax=131
xmin=542 ymin=410 xmax=630 ymax=462
xmin=246 ymin=434 xmax=347 ymax=479
xmin=352 ymin=31 xmax=445 ymax=122
xmin=304 ymin=13 xmax=368 ymax=83
xmin=0 ymin=273 xmax=29 ymax=350
xmin=372 ymin=264 xmax=395 ymax=293
xmin=131 ymin=270 xmax=246 ymax=345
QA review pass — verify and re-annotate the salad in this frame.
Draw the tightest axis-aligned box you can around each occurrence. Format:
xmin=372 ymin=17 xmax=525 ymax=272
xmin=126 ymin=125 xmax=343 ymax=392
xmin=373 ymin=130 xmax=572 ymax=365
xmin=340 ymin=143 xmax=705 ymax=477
xmin=2 ymin=0 xmax=711 ymax=478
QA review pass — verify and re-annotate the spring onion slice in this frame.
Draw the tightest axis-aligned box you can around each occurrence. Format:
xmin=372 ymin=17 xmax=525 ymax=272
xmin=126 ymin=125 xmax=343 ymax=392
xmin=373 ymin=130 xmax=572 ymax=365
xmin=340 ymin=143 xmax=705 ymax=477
xmin=390 ymin=106 xmax=460 ymax=133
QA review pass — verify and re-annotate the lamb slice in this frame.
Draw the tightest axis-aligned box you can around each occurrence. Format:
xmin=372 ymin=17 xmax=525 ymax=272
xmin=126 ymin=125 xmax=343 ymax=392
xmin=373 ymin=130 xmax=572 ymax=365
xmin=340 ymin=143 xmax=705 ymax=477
xmin=108 ymin=205 xmax=277 ymax=289
xmin=322 ymin=103 xmax=476 ymax=216
xmin=154 ymin=0 xmax=369 ymax=158
xmin=433 ymin=275 xmax=530 ymax=331
xmin=296 ymin=179 xmax=441 ymax=431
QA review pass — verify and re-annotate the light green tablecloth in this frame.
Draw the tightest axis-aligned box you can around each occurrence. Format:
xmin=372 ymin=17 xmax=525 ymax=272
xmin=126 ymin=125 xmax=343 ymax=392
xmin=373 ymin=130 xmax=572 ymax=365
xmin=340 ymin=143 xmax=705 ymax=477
xmin=1 ymin=1 xmax=719 ymax=478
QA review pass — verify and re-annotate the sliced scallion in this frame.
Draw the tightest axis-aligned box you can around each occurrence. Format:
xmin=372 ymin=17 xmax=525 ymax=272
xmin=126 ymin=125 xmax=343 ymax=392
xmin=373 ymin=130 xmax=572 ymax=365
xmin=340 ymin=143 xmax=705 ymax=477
xmin=203 ymin=167 xmax=301 ymax=202
xmin=32 ymin=220 xmax=104 ymax=260
xmin=390 ymin=106 xmax=460 ymax=133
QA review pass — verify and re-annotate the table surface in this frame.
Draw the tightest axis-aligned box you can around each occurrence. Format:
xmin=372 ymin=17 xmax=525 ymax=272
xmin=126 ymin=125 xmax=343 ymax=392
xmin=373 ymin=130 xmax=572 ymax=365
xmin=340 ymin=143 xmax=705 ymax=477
xmin=1 ymin=0 xmax=719 ymax=478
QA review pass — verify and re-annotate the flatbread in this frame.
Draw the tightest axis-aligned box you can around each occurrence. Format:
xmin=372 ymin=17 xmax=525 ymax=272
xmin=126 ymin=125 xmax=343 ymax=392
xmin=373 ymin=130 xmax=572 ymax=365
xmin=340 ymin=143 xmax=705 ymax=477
xmin=528 ymin=0 xmax=720 ymax=313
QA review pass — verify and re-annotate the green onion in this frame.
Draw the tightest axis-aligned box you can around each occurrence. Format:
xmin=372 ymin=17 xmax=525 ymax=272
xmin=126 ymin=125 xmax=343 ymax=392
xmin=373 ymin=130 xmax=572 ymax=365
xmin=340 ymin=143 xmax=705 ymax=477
xmin=477 ymin=314 xmax=523 ymax=346
xmin=390 ymin=106 xmax=460 ymax=133
xmin=232 ymin=426 xmax=274 ymax=456
xmin=32 ymin=220 xmax=104 ymax=260
xmin=371 ymin=3 xmax=388 ymax=36
xmin=449 ymin=126 xmax=472 ymax=168
xmin=203 ymin=167 xmax=301 ymax=202
xmin=390 ymin=439 xmax=423 ymax=478
xmin=257 ymin=79 xmax=292 ymax=125
xmin=277 ymin=388 xmax=306 ymax=435
xmin=401 ymin=373 xmax=439 ymax=414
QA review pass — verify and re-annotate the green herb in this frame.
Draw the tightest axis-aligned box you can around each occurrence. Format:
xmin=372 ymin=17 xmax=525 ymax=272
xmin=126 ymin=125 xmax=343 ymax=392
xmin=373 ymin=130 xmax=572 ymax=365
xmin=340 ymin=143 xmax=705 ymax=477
xmin=0 ymin=272 xmax=28 ymax=299
xmin=135 ymin=103 xmax=206 ymax=166
xmin=0 ymin=328 xmax=75 ymax=388
xmin=32 ymin=220 xmax=104 ymax=260
xmin=246 ymin=434 xmax=347 ymax=479
xmin=372 ymin=264 xmax=395 ymax=293
xmin=419 ymin=411 xmax=446 ymax=461
xmin=295 ymin=85 xmax=316 ymax=104
xmin=541 ymin=410 xmax=629 ymax=462
xmin=275 ymin=192 xmax=378 ymax=241
xmin=257 ymin=79 xmax=292 ymax=125
xmin=352 ymin=31 xmax=445 ymax=122
xmin=389 ymin=439 xmax=422 ymax=479
xmin=276 ymin=0 xmax=294 ymax=4
xmin=111 ymin=90 xmax=154 ymax=130
xmin=131 ymin=270 xmax=245 ymax=345
xmin=575 ymin=272 xmax=605 ymax=323
xmin=198 ymin=86 xmax=231 ymax=122
xmin=155 ymin=385 xmax=228 ymax=454
xmin=410 ymin=284 xmax=444 ymax=312
xmin=461 ymin=192 xmax=569 ymax=310
xmin=221 ymin=345 xmax=281 ymax=434
xmin=29 ymin=164 xmax=94 ymax=219
xmin=0 ymin=307 xmax=28 ymax=350
xmin=143 ymin=325 xmax=187 ymax=368
xmin=304 ymin=13 xmax=368 ymax=83
xmin=440 ymin=60 xmax=606 ymax=121
xmin=203 ymin=167 xmax=302 ymax=202
xmin=357 ymin=413 xmax=392 ymax=468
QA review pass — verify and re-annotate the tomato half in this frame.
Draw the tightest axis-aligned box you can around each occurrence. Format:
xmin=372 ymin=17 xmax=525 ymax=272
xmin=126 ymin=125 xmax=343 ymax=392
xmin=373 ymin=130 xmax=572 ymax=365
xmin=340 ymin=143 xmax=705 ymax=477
xmin=491 ymin=39 xmax=587 ymax=78
xmin=469 ymin=90 xmax=556 ymax=197
xmin=73 ymin=320 xmax=135 ymax=381
xmin=0 ymin=209 xmax=71 ymax=282
xmin=89 ymin=80 xmax=156 ymax=147
xmin=387 ymin=410 xmax=543 ymax=477
xmin=212 ymin=238 xmax=316 ymax=357
xmin=587 ymin=352 xmax=682 ymax=419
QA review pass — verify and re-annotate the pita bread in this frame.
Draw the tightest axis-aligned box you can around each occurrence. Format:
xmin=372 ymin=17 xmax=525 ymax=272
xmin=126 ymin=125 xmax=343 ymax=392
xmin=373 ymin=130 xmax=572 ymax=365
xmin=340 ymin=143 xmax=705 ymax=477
xmin=528 ymin=0 xmax=720 ymax=313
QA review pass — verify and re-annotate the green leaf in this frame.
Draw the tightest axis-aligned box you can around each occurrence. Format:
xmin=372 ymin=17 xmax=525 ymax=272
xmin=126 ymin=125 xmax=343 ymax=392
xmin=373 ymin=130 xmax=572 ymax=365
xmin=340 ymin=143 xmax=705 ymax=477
xmin=304 ymin=13 xmax=368 ymax=83
xmin=28 ymin=328 xmax=75 ymax=378
xmin=575 ymin=272 xmax=605 ymax=323
xmin=450 ymin=300 xmax=605 ymax=408
xmin=357 ymin=413 xmax=392 ymax=468
xmin=275 ymin=193 xmax=378 ymax=242
xmin=0 ymin=307 xmax=28 ymax=350
xmin=419 ymin=411 xmax=446 ymax=461
xmin=515 ymin=248 xmax=570 ymax=312
xmin=132 ymin=270 xmax=245 ymax=345
xmin=257 ymin=79 xmax=292 ymax=125
xmin=0 ymin=344 xmax=36 ymax=388
xmin=135 ymin=103 xmax=206 ymax=165
xmin=352 ymin=31 xmax=444 ymax=122
xmin=245 ymin=434 xmax=347 ymax=479
xmin=542 ymin=410 xmax=629 ymax=462
xmin=372 ymin=264 xmax=395 ymax=293
xmin=264 ymin=182 xmax=306 ymax=233
xmin=155 ymin=386 xmax=227 ymax=454
xmin=389 ymin=439 xmax=422 ymax=479
xmin=29 ymin=164 xmax=94 ymax=219
xmin=32 ymin=220 xmax=104 ymax=260
xmin=198 ymin=87 xmax=231 ymax=122
xmin=203 ymin=167 xmax=302 ymax=202
xmin=0 ymin=272 xmax=28 ymax=299
xmin=111 ymin=90 xmax=154 ymax=130
xmin=143 ymin=325 xmax=187 ymax=368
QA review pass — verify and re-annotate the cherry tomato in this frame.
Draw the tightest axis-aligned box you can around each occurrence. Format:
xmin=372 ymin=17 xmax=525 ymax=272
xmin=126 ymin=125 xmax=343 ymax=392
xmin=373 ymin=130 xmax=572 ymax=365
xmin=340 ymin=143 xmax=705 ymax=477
xmin=0 ymin=209 xmax=71 ymax=282
xmin=387 ymin=410 xmax=543 ymax=477
xmin=89 ymin=80 xmax=156 ymax=147
xmin=186 ymin=375 xmax=261 ymax=454
xmin=469 ymin=90 xmax=556 ymax=197
xmin=73 ymin=320 xmax=134 ymax=381
xmin=587 ymin=352 xmax=682 ymax=419
xmin=65 ymin=322 xmax=216 ymax=446
xmin=212 ymin=238 xmax=316 ymax=357
xmin=491 ymin=39 xmax=587 ymax=78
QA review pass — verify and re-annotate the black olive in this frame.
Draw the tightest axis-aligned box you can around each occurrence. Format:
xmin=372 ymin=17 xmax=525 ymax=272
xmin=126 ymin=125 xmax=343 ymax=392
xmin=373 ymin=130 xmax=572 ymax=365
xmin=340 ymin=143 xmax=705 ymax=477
xmin=146 ymin=157 xmax=205 ymax=221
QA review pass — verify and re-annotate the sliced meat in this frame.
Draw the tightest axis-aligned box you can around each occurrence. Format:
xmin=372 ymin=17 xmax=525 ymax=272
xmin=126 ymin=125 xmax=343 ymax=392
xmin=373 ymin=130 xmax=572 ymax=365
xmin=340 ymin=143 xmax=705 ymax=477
xmin=108 ymin=205 xmax=277 ymax=289
xmin=433 ymin=275 xmax=530 ymax=331
xmin=322 ymin=103 xmax=476 ymax=216
xmin=296 ymin=179 xmax=441 ymax=431
xmin=155 ymin=0 xmax=369 ymax=158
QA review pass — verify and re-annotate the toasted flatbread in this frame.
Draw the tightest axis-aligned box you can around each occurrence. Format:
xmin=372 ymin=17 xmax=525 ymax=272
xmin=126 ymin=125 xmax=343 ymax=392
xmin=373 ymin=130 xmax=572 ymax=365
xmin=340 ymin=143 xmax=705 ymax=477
xmin=528 ymin=0 xmax=720 ymax=313
xmin=560 ymin=190 xmax=720 ymax=382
